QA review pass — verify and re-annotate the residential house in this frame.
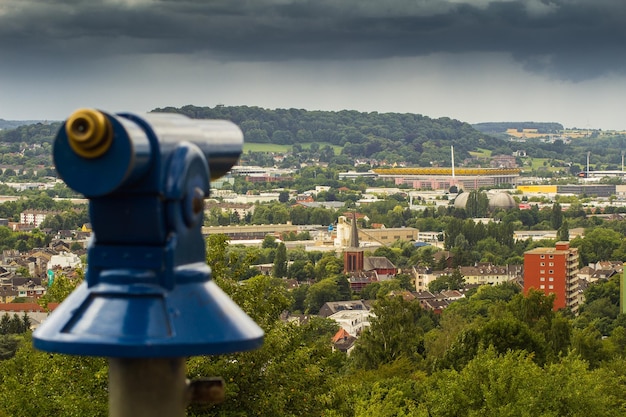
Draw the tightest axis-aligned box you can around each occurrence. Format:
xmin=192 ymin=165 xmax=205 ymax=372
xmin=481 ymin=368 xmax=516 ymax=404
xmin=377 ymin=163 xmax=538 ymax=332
xmin=412 ymin=266 xmax=435 ymax=292
xmin=413 ymin=291 xmax=450 ymax=314
xmin=433 ymin=251 xmax=454 ymax=269
xmin=332 ymin=328 xmax=357 ymax=355
xmin=577 ymin=266 xmax=595 ymax=282
xmin=590 ymin=269 xmax=617 ymax=282
xmin=47 ymin=252 xmax=82 ymax=271
xmin=459 ymin=263 xmax=522 ymax=286
xmin=318 ymin=300 xmax=369 ymax=318
xmin=16 ymin=280 xmax=46 ymax=300
xmin=328 ymin=309 xmax=372 ymax=337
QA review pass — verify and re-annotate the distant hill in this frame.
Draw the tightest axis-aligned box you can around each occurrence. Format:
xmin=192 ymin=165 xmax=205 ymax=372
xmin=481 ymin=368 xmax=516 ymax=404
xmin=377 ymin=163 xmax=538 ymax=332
xmin=3 ymin=107 xmax=626 ymax=172
xmin=0 ymin=119 xmax=49 ymax=130
xmin=0 ymin=121 xmax=61 ymax=144
xmin=152 ymin=105 xmax=512 ymax=166
xmin=473 ymin=122 xmax=564 ymax=134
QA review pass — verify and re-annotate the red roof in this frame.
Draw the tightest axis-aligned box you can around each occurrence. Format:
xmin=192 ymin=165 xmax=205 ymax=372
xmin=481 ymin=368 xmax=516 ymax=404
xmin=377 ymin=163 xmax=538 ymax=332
xmin=332 ymin=327 xmax=352 ymax=343
xmin=0 ymin=302 xmax=59 ymax=312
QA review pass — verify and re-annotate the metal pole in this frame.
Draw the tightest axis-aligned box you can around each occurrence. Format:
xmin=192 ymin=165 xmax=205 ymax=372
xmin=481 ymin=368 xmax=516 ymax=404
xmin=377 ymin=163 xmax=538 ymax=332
xmin=109 ymin=358 xmax=188 ymax=417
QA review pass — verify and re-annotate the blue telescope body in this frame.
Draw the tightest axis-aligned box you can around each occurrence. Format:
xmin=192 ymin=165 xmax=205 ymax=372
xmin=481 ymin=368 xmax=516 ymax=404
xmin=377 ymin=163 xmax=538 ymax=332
xmin=33 ymin=109 xmax=263 ymax=357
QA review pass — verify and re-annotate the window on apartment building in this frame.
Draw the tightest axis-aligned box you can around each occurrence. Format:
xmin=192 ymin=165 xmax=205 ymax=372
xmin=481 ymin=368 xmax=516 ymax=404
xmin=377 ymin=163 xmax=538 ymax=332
xmin=549 ymin=262 xmax=554 ymax=266
xmin=549 ymin=255 xmax=554 ymax=259
xmin=540 ymin=270 xmax=545 ymax=274
xmin=549 ymin=277 xmax=554 ymax=282
xmin=549 ymin=270 xmax=554 ymax=274
xmin=540 ymin=277 xmax=545 ymax=281
xmin=549 ymin=285 xmax=554 ymax=289
xmin=540 ymin=262 xmax=545 ymax=266
xmin=540 ymin=285 xmax=545 ymax=289
xmin=540 ymin=255 xmax=545 ymax=259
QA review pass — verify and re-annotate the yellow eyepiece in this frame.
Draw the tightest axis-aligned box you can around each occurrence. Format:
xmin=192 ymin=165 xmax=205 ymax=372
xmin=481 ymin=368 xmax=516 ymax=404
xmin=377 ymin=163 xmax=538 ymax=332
xmin=65 ymin=109 xmax=113 ymax=158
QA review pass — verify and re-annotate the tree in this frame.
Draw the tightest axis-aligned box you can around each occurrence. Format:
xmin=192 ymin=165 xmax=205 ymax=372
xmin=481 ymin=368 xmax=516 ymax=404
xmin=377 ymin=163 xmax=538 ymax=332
xmin=205 ymin=233 xmax=232 ymax=281
xmin=0 ymin=333 xmax=108 ymax=416
xmin=439 ymin=313 xmax=547 ymax=370
xmin=278 ymin=191 xmax=290 ymax=203
xmin=261 ymin=234 xmax=278 ymax=249
xmin=304 ymin=278 xmax=341 ymax=314
xmin=287 ymin=260 xmax=315 ymax=282
xmin=557 ymin=219 xmax=570 ymax=241
xmin=272 ymin=242 xmax=288 ymax=278
xmin=428 ymin=269 xmax=464 ymax=293
xmin=15 ymin=266 xmax=29 ymax=277
xmin=351 ymin=296 xmax=436 ymax=369
xmin=425 ymin=349 xmax=626 ymax=417
xmin=571 ymin=228 xmax=623 ymax=265
xmin=21 ymin=313 xmax=31 ymax=333
xmin=336 ymin=274 xmax=352 ymax=300
xmin=38 ymin=271 xmax=83 ymax=311
xmin=0 ymin=314 xmax=10 ymax=335
xmin=228 ymin=275 xmax=292 ymax=330
xmin=465 ymin=190 xmax=489 ymax=218
xmin=551 ymin=202 xmax=563 ymax=230
xmin=0 ymin=335 xmax=19 ymax=360
xmin=314 ymin=253 xmax=344 ymax=281
xmin=186 ymin=317 xmax=342 ymax=417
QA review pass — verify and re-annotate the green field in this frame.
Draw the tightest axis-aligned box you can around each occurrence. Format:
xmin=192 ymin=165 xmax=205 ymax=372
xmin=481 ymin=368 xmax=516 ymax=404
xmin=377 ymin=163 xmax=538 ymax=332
xmin=468 ymin=148 xmax=492 ymax=158
xmin=243 ymin=143 xmax=291 ymax=153
xmin=525 ymin=158 xmax=570 ymax=173
xmin=243 ymin=142 xmax=343 ymax=153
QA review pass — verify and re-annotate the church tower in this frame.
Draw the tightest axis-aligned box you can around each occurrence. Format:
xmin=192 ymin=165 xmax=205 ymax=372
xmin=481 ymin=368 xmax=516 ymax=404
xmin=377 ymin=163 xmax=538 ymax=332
xmin=343 ymin=212 xmax=364 ymax=273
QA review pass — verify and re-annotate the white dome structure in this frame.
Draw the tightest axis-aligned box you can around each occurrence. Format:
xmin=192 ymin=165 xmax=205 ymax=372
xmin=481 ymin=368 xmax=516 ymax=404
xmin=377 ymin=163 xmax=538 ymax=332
xmin=488 ymin=192 xmax=517 ymax=210
xmin=453 ymin=191 xmax=517 ymax=211
xmin=453 ymin=192 xmax=470 ymax=209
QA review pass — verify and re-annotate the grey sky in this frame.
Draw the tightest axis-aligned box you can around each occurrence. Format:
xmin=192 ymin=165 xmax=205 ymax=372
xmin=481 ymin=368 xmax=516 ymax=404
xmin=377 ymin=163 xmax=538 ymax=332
xmin=1 ymin=0 xmax=625 ymax=129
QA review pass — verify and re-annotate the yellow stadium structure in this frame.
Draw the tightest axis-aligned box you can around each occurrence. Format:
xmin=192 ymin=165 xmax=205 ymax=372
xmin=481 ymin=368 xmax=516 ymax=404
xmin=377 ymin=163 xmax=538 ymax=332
xmin=373 ymin=167 xmax=521 ymax=176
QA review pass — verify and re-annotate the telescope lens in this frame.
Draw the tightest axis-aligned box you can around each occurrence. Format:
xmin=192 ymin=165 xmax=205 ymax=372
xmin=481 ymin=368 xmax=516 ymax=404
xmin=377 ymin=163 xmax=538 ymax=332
xmin=70 ymin=117 xmax=91 ymax=139
xmin=65 ymin=109 xmax=114 ymax=158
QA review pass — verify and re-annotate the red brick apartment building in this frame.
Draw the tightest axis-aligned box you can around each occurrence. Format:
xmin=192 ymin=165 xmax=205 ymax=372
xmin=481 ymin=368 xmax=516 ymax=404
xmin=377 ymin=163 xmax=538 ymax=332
xmin=524 ymin=242 xmax=580 ymax=312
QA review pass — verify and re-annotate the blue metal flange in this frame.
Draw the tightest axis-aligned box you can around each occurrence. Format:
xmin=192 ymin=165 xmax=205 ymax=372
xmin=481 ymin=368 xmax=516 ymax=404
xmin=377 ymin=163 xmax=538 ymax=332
xmin=33 ymin=110 xmax=263 ymax=357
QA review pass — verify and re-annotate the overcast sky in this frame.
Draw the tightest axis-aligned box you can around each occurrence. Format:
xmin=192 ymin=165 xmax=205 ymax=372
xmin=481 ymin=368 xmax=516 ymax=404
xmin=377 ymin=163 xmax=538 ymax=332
xmin=1 ymin=0 xmax=625 ymax=130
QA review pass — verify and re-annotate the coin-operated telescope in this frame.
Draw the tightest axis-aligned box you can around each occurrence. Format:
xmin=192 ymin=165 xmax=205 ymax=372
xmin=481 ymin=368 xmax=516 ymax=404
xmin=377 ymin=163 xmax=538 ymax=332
xmin=33 ymin=109 xmax=263 ymax=416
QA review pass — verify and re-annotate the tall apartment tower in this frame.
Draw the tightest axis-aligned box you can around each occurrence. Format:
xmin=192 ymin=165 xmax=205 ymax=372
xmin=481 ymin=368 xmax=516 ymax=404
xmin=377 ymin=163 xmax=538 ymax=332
xmin=523 ymin=241 xmax=580 ymax=312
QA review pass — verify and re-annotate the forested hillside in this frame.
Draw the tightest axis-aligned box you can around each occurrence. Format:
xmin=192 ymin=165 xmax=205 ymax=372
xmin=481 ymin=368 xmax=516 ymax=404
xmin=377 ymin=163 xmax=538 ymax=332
xmin=0 ymin=122 xmax=60 ymax=144
xmin=2 ymin=107 xmax=626 ymax=171
xmin=152 ymin=105 xmax=509 ymax=165
xmin=0 ymin=119 xmax=49 ymax=131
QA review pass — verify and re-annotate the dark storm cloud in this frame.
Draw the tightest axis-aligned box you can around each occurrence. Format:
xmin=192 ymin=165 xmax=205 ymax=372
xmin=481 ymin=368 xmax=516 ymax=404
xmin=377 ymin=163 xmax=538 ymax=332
xmin=1 ymin=0 xmax=624 ymax=80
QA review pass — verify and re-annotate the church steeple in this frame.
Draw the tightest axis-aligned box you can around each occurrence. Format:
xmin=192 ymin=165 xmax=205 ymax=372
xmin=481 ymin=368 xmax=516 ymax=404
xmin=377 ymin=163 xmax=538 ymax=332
xmin=344 ymin=211 xmax=364 ymax=273
xmin=348 ymin=211 xmax=360 ymax=249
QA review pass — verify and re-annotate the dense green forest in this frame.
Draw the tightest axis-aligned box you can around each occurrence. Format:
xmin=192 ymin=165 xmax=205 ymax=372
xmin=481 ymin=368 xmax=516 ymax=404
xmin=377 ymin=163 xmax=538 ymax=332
xmin=152 ymin=105 xmax=507 ymax=165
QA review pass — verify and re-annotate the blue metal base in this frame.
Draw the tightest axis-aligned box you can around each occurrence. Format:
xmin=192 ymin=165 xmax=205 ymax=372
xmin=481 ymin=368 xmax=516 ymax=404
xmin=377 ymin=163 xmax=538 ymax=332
xmin=33 ymin=271 xmax=263 ymax=357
